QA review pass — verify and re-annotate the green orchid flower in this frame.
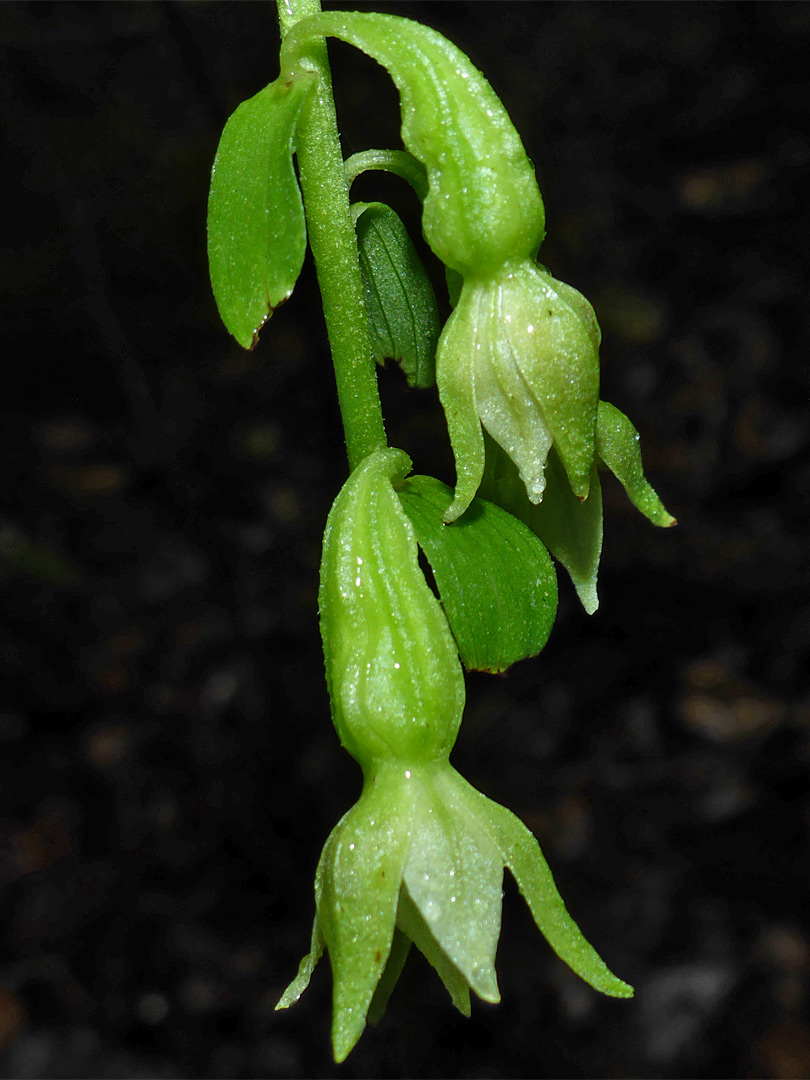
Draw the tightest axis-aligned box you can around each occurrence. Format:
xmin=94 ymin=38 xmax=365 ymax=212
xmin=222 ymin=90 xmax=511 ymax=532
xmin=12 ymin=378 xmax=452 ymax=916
xmin=438 ymin=260 xmax=600 ymax=521
xmin=276 ymin=449 xmax=632 ymax=1061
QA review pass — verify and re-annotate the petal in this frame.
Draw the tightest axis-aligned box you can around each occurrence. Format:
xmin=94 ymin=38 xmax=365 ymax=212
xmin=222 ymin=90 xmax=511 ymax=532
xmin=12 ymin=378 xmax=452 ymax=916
xmin=442 ymin=767 xmax=634 ymax=998
xmin=480 ymin=437 xmax=603 ymax=615
xmin=402 ymin=767 xmax=503 ymax=1003
xmin=510 ymin=263 xmax=600 ymax=499
xmin=437 ymin=287 xmax=488 ymax=521
xmin=318 ymin=770 xmax=414 ymax=1062
xmin=396 ymin=886 xmax=471 ymax=1016
xmin=597 ymin=401 xmax=676 ymax=527
xmin=366 ymin=929 xmax=412 ymax=1026
xmin=525 ymin=450 xmax=603 ymax=615
xmin=475 ymin=278 xmax=553 ymax=503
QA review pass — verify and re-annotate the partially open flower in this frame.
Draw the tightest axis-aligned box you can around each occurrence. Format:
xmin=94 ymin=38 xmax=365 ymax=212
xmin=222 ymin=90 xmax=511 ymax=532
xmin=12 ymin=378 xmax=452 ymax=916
xmin=438 ymin=259 xmax=601 ymax=522
xmin=277 ymin=760 xmax=632 ymax=1062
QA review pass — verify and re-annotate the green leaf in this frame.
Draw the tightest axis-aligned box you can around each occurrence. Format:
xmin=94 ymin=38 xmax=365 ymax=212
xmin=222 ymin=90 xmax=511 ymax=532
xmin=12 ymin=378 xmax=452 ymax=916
xmin=207 ymin=72 xmax=314 ymax=349
xmin=353 ymin=201 xmax=439 ymax=388
xmin=397 ymin=475 xmax=558 ymax=673
xmin=597 ymin=401 xmax=677 ymax=527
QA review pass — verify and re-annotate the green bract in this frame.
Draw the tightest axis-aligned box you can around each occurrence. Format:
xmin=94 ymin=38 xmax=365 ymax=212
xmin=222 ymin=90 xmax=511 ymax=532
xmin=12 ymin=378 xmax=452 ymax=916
xmin=353 ymin=201 xmax=439 ymax=389
xmin=398 ymin=474 xmax=557 ymax=672
xmin=207 ymin=71 xmax=315 ymax=348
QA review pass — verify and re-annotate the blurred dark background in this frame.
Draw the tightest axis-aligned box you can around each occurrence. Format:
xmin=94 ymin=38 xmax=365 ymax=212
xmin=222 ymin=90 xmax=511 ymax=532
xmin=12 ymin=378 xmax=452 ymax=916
xmin=2 ymin=2 xmax=809 ymax=1077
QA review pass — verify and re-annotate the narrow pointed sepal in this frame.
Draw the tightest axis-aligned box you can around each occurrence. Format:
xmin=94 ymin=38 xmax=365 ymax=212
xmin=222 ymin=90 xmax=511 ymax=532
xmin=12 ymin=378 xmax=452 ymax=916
xmin=437 ymin=296 xmax=488 ymax=522
xmin=597 ymin=401 xmax=676 ymax=527
xmin=317 ymin=772 xmax=414 ymax=1063
xmin=522 ymin=451 xmax=603 ymax=615
xmin=275 ymin=915 xmax=325 ymax=1010
xmin=443 ymin=768 xmax=634 ymax=999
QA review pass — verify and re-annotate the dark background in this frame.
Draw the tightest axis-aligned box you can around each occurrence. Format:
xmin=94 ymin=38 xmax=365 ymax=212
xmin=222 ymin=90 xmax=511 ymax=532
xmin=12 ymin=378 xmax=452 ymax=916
xmin=2 ymin=2 xmax=809 ymax=1077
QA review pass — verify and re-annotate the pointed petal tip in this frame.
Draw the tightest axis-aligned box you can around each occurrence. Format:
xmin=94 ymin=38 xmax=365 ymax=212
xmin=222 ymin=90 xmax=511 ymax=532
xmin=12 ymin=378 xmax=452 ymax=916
xmin=331 ymin=1008 xmax=368 ymax=1064
xmin=575 ymin=581 xmax=599 ymax=615
xmin=471 ymin=973 xmax=501 ymax=1005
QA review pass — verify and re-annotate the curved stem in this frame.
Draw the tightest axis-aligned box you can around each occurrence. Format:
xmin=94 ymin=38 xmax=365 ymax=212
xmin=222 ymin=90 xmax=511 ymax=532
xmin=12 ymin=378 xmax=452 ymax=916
xmin=344 ymin=149 xmax=428 ymax=202
xmin=278 ymin=0 xmax=387 ymax=470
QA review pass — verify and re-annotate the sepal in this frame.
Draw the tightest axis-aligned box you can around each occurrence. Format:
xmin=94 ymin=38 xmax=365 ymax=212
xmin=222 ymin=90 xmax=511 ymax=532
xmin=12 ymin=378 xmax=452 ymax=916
xmin=597 ymin=401 xmax=676 ymax=527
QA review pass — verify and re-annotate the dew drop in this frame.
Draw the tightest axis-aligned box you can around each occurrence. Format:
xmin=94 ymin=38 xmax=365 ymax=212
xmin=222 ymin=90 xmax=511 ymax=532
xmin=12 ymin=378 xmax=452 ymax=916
xmin=349 ymin=843 xmax=356 ymax=851
xmin=405 ymin=769 xmax=411 ymax=779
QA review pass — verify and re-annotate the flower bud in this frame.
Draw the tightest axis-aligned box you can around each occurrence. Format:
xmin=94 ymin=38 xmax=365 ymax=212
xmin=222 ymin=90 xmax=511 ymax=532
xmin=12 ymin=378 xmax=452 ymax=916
xmin=319 ymin=449 xmax=465 ymax=769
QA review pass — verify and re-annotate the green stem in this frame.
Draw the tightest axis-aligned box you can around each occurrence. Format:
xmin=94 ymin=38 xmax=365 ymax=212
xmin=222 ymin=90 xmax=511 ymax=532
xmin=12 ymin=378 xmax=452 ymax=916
xmin=278 ymin=0 xmax=387 ymax=470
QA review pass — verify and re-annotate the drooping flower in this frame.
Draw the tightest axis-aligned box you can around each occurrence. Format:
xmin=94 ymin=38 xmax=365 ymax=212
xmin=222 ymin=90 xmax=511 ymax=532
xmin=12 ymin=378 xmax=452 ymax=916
xmin=438 ymin=260 xmax=601 ymax=521
xmin=276 ymin=449 xmax=632 ymax=1061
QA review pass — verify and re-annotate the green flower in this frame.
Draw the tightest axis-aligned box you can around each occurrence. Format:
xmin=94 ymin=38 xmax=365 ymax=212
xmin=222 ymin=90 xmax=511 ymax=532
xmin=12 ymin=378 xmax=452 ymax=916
xmin=439 ymin=259 xmax=601 ymax=522
xmin=277 ymin=760 xmax=632 ymax=1062
xmin=276 ymin=449 xmax=632 ymax=1060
